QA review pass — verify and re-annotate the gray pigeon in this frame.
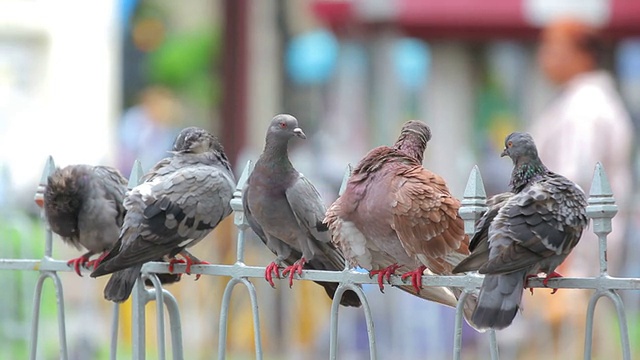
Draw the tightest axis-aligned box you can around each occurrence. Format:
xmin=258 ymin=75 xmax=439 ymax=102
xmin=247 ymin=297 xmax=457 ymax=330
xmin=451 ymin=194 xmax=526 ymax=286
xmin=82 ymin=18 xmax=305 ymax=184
xmin=325 ymin=120 xmax=478 ymax=325
xmin=452 ymin=132 xmax=588 ymax=330
xmin=91 ymin=127 xmax=235 ymax=302
xmin=44 ymin=165 xmax=128 ymax=276
xmin=243 ymin=114 xmax=361 ymax=307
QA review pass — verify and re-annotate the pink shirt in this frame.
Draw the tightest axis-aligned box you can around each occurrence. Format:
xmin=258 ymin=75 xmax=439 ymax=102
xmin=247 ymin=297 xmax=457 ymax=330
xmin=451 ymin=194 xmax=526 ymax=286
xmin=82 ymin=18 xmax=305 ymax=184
xmin=530 ymin=70 xmax=634 ymax=276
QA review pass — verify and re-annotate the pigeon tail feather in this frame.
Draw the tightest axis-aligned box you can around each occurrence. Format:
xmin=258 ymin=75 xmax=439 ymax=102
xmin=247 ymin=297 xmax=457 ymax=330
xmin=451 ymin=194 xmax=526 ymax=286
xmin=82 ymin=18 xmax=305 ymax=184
xmin=103 ymin=264 xmax=142 ymax=303
xmin=471 ymin=271 xmax=526 ymax=330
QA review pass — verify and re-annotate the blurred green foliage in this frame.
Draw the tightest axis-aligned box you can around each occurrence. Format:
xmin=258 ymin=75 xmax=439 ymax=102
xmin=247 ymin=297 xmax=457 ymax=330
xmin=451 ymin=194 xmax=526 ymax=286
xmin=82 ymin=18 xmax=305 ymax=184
xmin=147 ymin=29 xmax=222 ymax=107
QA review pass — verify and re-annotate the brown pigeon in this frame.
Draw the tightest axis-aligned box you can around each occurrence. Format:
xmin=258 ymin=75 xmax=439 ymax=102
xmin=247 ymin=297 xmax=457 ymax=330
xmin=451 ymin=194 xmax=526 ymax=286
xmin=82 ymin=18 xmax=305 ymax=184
xmin=243 ymin=114 xmax=361 ymax=307
xmin=452 ymin=132 xmax=588 ymax=330
xmin=91 ymin=127 xmax=235 ymax=302
xmin=325 ymin=120 xmax=477 ymax=324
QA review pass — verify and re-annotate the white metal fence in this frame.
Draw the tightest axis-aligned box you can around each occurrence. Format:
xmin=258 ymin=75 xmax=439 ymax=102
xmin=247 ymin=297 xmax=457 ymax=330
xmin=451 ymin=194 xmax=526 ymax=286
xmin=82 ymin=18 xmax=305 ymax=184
xmin=0 ymin=157 xmax=638 ymax=359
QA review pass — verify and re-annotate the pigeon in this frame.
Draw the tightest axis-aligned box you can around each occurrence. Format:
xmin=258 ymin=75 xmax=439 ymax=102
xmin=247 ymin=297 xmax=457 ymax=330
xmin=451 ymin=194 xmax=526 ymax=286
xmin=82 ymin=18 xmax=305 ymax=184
xmin=452 ymin=132 xmax=588 ymax=330
xmin=325 ymin=120 xmax=478 ymax=324
xmin=91 ymin=127 xmax=236 ymax=302
xmin=243 ymin=114 xmax=361 ymax=307
xmin=44 ymin=165 xmax=128 ymax=276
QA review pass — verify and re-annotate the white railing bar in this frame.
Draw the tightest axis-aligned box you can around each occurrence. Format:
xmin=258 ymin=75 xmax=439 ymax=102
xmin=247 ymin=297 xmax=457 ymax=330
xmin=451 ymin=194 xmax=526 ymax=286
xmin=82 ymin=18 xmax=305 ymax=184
xmin=329 ymin=283 xmax=377 ymax=360
xmin=3 ymin=259 xmax=640 ymax=290
xmin=217 ymin=277 xmax=263 ymax=360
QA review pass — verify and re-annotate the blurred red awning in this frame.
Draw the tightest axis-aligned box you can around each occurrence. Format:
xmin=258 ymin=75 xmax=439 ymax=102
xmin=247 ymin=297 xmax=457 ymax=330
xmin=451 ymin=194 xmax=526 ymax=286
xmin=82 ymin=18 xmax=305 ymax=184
xmin=312 ymin=0 xmax=640 ymax=40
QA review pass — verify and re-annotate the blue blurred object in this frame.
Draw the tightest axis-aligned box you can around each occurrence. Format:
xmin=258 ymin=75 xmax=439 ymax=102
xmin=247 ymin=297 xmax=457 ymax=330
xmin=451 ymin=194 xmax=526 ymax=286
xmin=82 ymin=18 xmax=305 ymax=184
xmin=616 ymin=39 xmax=640 ymax=79
xmin=393 ymin=38 xmax=431 ymax=91
xmin=119 ymin=0 xmax=138 ymax=30
xmin=286 ymin=29 xmax=339 ymax=85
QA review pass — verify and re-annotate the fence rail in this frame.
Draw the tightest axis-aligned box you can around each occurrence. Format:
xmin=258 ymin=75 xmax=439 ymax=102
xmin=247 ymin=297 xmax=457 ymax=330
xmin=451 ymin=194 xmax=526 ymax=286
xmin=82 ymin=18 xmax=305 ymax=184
xmin=1 ymin=157 xmax=638 ymax=360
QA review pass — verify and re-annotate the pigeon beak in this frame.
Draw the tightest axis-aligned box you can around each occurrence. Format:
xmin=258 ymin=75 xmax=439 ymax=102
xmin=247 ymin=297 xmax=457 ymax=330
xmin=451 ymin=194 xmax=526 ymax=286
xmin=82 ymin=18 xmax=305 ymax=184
xmin=500 ymin=148 xmax=508 ymax=157
xmin=293 ymin=128 xmax=307 ymax=139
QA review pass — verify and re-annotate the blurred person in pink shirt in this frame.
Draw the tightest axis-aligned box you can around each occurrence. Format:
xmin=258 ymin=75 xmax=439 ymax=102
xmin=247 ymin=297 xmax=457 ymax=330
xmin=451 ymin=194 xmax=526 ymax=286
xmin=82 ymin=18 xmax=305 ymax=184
xmin=514 ymin=18 xmax=636 ymax=358
xmin=531 ymin=18 xmax=634 ymax=278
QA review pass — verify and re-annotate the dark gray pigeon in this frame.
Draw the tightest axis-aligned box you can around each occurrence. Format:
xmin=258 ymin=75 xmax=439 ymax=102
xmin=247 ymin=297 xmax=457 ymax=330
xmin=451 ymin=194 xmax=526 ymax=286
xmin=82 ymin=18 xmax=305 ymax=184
xmin=243 ymin=114 xmax=361 ymax=307
xmin=44 ymin=165 xmax=128 ymax=276
xmin=91 ymin=127 xmax=235 ymax=302
xmin=325 ymin=120 xmax=478 ymax=326
xmin=452 ymin=132 xmax=588 ymax=330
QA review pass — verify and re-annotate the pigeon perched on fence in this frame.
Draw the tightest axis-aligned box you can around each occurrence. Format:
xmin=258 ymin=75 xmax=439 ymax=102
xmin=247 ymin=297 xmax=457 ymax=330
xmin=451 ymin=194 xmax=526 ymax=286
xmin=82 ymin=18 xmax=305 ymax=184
xmin=452 ymin=132 xmax=588 ymax=330
xmin=243 ymin=114 xmax=361 ymax=307
xmin=91 ymin=127 xmax=236 ymax=302
xmin=44 ymin=165 xmax=128 ymax=276
xmin=325 ymin=120 xmax=478 ymax=324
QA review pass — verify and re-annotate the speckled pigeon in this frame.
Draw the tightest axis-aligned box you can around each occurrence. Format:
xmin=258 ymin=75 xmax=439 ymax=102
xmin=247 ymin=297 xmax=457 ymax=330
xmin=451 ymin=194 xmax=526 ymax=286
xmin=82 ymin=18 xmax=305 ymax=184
xmin=44 ymin=165 xmax=128 ymax=276
xmin=452 ymin=132 xmax=588 ymax=330
xmin=91 ymin=127 xmax=235 ymax=302
xmin=243 ymin=114 xmax=361 ymax=307
xmin=325 ymin=120 xmax=477 ymax=324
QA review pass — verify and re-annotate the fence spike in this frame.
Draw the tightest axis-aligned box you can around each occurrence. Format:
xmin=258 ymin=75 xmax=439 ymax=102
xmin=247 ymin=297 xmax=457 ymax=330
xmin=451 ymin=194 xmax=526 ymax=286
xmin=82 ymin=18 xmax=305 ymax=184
xmin=34 ymin=156 xmax=56 ymax=208
xmin=128 ymin=160 xmax=145 ymax=189
xmin=459 ymin=165 xmax=488 ymax=236
xmin=230 ymin=161 xmax=253 ymax=263
xmin=586 ymin=163 xmax=618 ymax=275
xmin=338 ymin=164 xmax=352 ymax=196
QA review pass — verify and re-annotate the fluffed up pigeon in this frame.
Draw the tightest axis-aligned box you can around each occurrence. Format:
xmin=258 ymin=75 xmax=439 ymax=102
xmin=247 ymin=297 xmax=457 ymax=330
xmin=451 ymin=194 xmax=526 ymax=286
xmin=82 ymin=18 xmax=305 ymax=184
xmin=325 ymin=120 xmax=478 ymax=325
xmin=452 ymin=132 xmax=588 ymax=330
xmin=91 ymin=127 xmax=236 ymax=302
xmin=44 ymin=165 xmax=128 ymax=276
xmin=243 ymin=114 xmax=361 ymax=307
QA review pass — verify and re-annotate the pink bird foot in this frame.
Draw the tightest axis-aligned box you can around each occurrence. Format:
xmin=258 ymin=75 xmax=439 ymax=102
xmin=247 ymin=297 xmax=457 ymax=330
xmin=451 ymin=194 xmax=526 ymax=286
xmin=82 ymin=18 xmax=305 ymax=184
xmin=85 ymin=251 xmax=109 ymax=270
xmin=526 ymin=271 xmax=563 ymax=295
xmin=282 ymin=257 xmax=306 ymax=288
xmin=168 ymin=258 xmax=186 ymax=273
xmin=542 ymin=271 xmax=563 ymax=294
xmin=369 ymin=264 xmax=401 ymax=293
xmin=265 ymin=261 xmax=283 ymax=288
xmin=168 ymin=255 xmax=210 ymax=280
xmin=401 ymin=265 xmax=427 ymax=293
xmin=67 ymin=254 xmax=91 ymax=276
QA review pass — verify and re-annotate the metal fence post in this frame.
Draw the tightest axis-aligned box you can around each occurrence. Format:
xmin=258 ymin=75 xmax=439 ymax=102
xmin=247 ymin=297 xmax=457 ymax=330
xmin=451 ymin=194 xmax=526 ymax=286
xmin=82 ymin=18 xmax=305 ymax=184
xmin=328 ymin=165 xmax=378 ymax=360
xmin=457 ymin=166 xmax=498 ymax=360
xmin=583 ymin=163 xmax=630 ymax=360
xmin=218 ymin=161 xmax=263 ymax=360
xmin=30 ymin=156 xmax=69 ymax=360
xmin=128 ymin=160 xmax=147 ymax=360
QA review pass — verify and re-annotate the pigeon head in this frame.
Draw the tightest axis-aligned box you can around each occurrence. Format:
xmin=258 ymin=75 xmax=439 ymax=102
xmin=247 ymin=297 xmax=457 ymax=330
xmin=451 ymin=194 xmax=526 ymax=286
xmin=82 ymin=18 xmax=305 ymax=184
xmin=394 ymin=120 xmax=432 ymax=162
xmin=173 ymin=127 xmax=223 ymax=154
xmin=500 ymin=132 xmax=539 ymax=163
xmin=44 ymin=167 xmax=85 ymax=237
xmin=502 ymin=132 xmax=547 ymax=192
xmin=267 ymin=114 xmax=306 ymax=142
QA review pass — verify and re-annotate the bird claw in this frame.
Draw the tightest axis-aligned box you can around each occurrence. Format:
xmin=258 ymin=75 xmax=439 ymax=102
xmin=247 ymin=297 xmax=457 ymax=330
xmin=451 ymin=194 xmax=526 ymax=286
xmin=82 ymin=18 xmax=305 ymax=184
xmin=525 ymin=272 xmax=563 ymax=295
xmin=67 ymin=256 xmax=91 ymax=276
xmin=525 ymin=274 xmax=537 ymax=295
xmin=85 ymin=252 xmax=109 ymax=270
xmin=282 ymin=257 xmax=306 ymax=288
xmin=401 ymin=265 xmax=427 ymax=293
xmin=369 ymin=264 xmax=401 ymax=293
xmin=542 ymin=271 xmax=562 ymax=294
xmin=168 ymin=257 xmax=209 ymax=280
xmin=187 ymin=260 xmax=210 ymax=280
xmin=265 ymin=262 xmax=282 ymax=288
xmin=168 ymin=258 xmax=186 ymax=273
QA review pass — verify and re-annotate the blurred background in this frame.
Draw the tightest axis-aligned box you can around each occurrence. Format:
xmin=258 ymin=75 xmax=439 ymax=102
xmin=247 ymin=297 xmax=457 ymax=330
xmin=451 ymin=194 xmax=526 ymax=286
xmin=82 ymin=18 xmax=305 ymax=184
xmin=1 ymin=0 xmax=639 ymax=359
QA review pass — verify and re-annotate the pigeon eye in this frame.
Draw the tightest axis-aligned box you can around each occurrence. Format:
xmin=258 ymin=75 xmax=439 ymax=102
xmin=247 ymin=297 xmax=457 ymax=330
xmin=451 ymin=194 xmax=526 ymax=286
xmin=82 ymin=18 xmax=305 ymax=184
xmin=279 ymin=122 xmax=287 ymax=129
xmin=507 ymin=141 xmax=513 ymax=148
